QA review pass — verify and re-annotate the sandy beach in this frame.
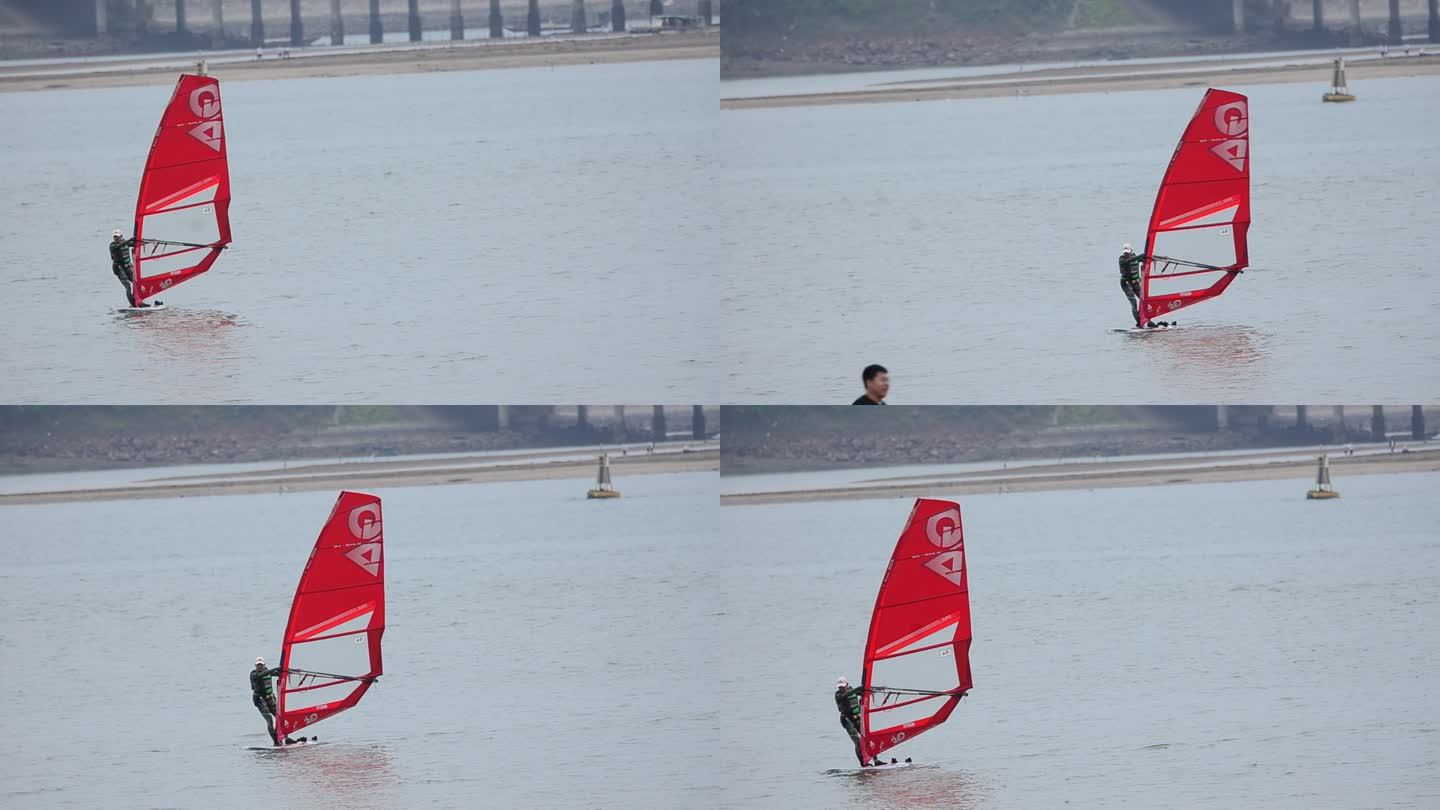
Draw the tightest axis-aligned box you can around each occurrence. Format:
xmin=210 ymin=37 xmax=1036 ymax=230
xmin=721 ymin=51 xmax=1440 ymax=110
xmin=0 ymin=30 xmax=717 ymax=93
xmin=0 ymin=445 xmax=718 ymax=504
xmin=720 ymin=446 xmax=1439 ymax=505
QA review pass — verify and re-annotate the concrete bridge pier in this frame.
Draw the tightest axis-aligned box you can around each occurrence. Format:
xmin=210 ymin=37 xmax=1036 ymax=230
xmin=1233 ymin=0 xmax=1245 ymax=33
xmin=1216 ymin=405 xmax=1229 ymax=430
xmin=331 ymin=0 xmax=343 ymax=45
xmin=408 ymin=0 xmax=421 ymax=41
xmin=290 ymin=0 xmax=302 ymax=46
xmin=1349 ymin=0 xmax=1362 ymax=29
xmin=1332 ymin=405 xmax=1345 ymax=440
xmin=611 ymin=0 xmax=626 ymax=32
xmin=572 ymin=0 xmax=586 ymax=34
xmin=497 ymin=405 xmax=510 ymax=430
xmin=576 ymin=405 xmax=590 ymax=429
xmin=700 ymin=1 xmax=713 ymax=24
xmin=452 ymin=0 xmax=465 ymax=39
xmin=1389 ymin=0 xmax=1403 ymax=42
xmin=527 ymin=0 xmax=540 ymax=36
xmin=650 ymin=0 xmax=662 ymax=16
xmin=176 ymin=0 xmax=187 ymax=33
xmin=1430 ymin=0 xmax=1439 ymax=42
xmin=251 ymin=0 xmax=263 ymax=45
xmin=1296 ymin=405 xmax=1308 ymax=430
xmin=96 ymin=0 xmax=108 ymax=34
xmin=1312 ymin=0 xmax=1323 ymax=30
xmin=652 ymin=406 xmax=666 ymax=441
xmin=369 ymin=0 xmax=382 ymax=44
xmin=490 ymin=0 xmax=504 ymax=38
xmin=212 ymin=0 xmax=224 ymax=45
xmin=1372 ymin=406 xmax=1386 ymax=441
xmin=613 ymin=406 xmax=628 ymax=439
xmin=692 ymin=406 xmax=706 ymax=439
xmin=1413 ymin=405 xmax=1427 ymax=439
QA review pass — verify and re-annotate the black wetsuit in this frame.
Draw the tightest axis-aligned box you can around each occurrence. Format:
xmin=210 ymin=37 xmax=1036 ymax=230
xmin=1118 ymin=251 xmax=1147 ymax=326
xmin=251 ymin=665 xmax=282 ymax=743
xmin=835 ymin=686 xmax=867 ymax=765
xmin=110 ymin=238 xmax=137 ymax=305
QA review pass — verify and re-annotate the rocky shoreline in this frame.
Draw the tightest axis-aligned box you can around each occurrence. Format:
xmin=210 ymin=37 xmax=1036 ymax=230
xmin=0 ymin=423 xmax=644 ymax=476
xmin=720 ymin=25 xmax=1381 ymax=79
xmin=721 ymin=423 xmax=1361 ymax=476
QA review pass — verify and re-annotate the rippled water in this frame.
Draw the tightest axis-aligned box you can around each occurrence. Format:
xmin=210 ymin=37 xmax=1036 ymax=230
xmin=1 ymin=59 xmax=718 ymax=403
xmin=720 ymin=75 xmax=1440 ymax=402
xmin=0 ymin=472 xmax=719 ymax=807
xmin=715 ymin=472 xmax=1439 ymax=807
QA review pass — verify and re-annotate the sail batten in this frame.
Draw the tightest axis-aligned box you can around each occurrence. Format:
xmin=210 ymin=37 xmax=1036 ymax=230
xmin=132 ymin=74 xmax=232 ymax=303
xmin=859 ymin=499 xmax=973 ymax=760
xmin=276 ymin=491 xmax=385 ymax=738
xmin=1140 ymin=88 xmax=1250 ymax=323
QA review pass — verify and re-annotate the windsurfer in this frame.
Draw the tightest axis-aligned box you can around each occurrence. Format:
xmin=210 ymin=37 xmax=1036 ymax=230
xmin=836 ymin=675 xmax=875 ymax=766
xmin=251 ymin=657 xmax=297 ymax=746
xmin=109 ymin=230 xmax=148 ymax=307
xmin=1118 ymin=244 xmax=1151 ymax=328
xmin=853 ymin=365 xmax=889 ymax=405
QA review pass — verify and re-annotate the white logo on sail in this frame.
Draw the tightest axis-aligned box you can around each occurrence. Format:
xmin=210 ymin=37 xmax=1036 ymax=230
xmin=189 ymin=85 xmax=221 ymax=118
xmin=925 ymin=508 xmax=962 ymax=549
xmin=348 ymin=504 xmax=382 ymax=540
xmin=189 ymin=120 xmax=223 ymax=152
xmin=1210 ymin=100 xmax=1248 ymax=172
xmin=187 ymin=84 xmax=224 ymax=152
xmin=345 ymin=543 xmax=382 ymax=576
xmin=923 ymin=550 xmax=966 ymax=586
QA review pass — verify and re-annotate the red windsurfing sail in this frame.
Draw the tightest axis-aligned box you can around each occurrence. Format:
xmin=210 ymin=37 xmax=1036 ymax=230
xmin=1141 ymin=88 xmax=1250 ymax=323
xmin=860 ymin=498 xmax=973 ymax=760
xmin=132 ymin=73 xmax=232 ymax=303
xmin=277 ymin=491 xmax=385 ymax=738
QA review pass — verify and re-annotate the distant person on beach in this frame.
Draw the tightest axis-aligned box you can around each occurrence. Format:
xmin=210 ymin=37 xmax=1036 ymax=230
xmin=853 ymin=365 xmax=889 ymax=405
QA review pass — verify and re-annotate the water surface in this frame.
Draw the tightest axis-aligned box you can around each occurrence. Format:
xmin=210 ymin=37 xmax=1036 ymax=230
xmin=1 ymin=59 xmax=718 ymax=403
xmin=719 ymin=76 xmax=1440 ymax=402
xmin=0 ymin=471 xmax=720 ymax=807
xmin=716 ymin=472 xmax=1439 ymax=807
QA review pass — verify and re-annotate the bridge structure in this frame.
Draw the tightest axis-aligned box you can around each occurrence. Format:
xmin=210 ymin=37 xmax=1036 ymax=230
xmin=48 ymin=1 xmax=716 ymax=45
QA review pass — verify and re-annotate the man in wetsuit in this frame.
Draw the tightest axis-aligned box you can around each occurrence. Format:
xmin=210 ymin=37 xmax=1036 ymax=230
xmin=252 ymin=657 xmax=299 ymax=746
xmin=1118 ymin=243 xmax=1150 ymax=328
xmin=835 ymin=675 xmax=873 ymax=766
xmin=109 ymin=229 xmax=148 ymax=307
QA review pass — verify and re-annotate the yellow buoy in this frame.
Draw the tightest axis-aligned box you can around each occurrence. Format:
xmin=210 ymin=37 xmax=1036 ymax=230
xmin=1306 ymin=453 xmax=1340 ymax=499
xmin=1322 ymin=56 xmax=1356 ymax=102
xmin=587 ymin=452 xmax=621 ymax=499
